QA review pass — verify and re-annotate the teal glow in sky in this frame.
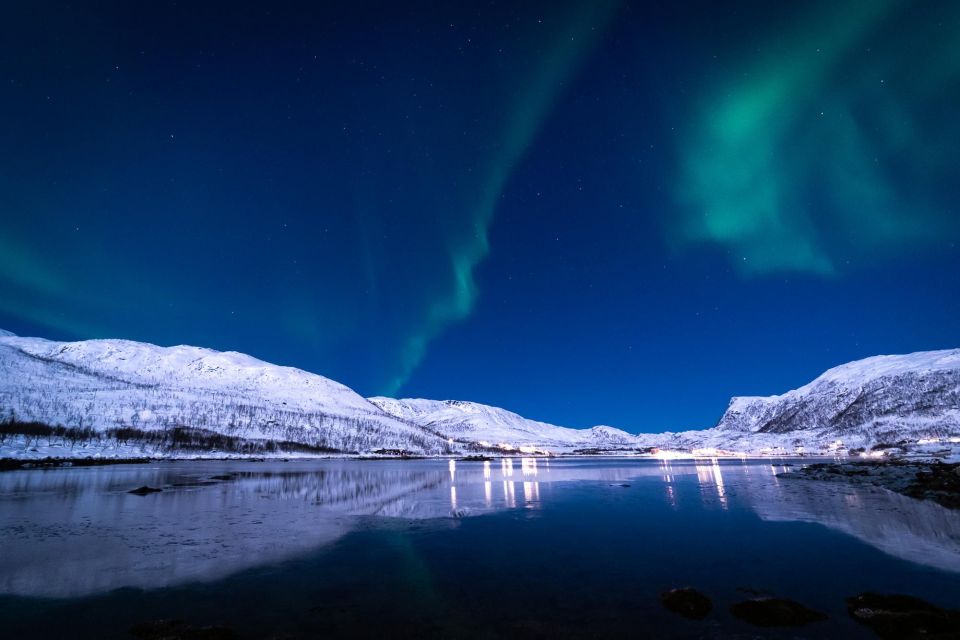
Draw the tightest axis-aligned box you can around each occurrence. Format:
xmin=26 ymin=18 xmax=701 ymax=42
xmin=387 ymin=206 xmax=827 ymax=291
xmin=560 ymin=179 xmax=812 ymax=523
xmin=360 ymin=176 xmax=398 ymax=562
xmin=1 ymin=0 xmax=958 ymax=431
xmin=386 ymin=1 xmax=620 ymax=394
xmin=676 ymin=0 xmax=960 ymax=275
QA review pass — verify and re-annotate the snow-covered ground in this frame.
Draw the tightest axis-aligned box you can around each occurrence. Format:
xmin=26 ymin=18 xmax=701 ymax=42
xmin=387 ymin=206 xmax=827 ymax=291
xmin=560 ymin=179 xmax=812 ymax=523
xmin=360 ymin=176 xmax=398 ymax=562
xmin=0 ymin=332 xmax=452 ymax=455
xmin=1 ymin=329 xmax=958 ymax=460
xmin=698 ymin=349 xmax=960 ymax=456
xmin=369 ymin=397 xmax=640 ymax=452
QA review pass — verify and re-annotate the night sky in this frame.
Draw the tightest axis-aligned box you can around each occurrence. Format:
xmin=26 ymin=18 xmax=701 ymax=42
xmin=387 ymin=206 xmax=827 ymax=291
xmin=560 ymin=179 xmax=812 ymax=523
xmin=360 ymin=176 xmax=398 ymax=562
xmin=2 ymin=1 xmax=958 ymax=432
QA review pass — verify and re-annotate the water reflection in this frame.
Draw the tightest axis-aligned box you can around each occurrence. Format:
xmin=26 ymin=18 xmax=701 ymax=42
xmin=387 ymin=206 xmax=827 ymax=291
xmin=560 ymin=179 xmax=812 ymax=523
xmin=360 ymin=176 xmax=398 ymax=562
xmin=503 ymin=479 xmax=516 ymax=508
xmin=694 ymin=458 xmax=728 ymax=510
xmin=747 ymin=471 xmax=960 ymax=573
xmin=0 ymin=458 xmax=957 ymax=598
xmin=524 ymin=480 xmax=539 ymax=503
xmin=660 ymin=459 xmax=678 ymax=509
xmin=522 ymin=458 xmax=538 ymax=476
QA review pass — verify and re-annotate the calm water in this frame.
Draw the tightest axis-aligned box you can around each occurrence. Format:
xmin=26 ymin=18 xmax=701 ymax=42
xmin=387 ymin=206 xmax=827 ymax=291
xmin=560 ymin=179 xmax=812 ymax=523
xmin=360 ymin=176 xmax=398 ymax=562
xmin=0 ymin=458 xmax=958 ymax=638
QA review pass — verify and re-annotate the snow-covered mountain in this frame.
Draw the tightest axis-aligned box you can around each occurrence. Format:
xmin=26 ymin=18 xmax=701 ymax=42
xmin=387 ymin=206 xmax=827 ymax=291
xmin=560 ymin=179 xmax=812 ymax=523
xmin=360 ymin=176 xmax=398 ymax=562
xmin=659 ymin=349 xmax=960 ymax=454
xmin=718 ymin=349 xmax=960 ymax=440
xmin=0 ymin=331 xmax=452 ymax=455
xmin=368 ymin=397 xmax=639 ymax=451
xmin=1 ymin=328 xmax=957 ymax=459
xmin=0 ymin=330 xmax=638 ymax=458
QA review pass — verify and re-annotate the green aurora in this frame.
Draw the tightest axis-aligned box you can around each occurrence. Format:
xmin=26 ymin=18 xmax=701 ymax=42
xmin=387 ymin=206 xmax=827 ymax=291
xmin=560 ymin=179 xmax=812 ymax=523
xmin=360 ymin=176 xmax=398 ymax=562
xmin=675 ymin=0 xmax=960 ymax=275
xmin=383 ymin=1 xmax=620 ymax=394
xmin=1 ymin=0 xmax=957 ymax=418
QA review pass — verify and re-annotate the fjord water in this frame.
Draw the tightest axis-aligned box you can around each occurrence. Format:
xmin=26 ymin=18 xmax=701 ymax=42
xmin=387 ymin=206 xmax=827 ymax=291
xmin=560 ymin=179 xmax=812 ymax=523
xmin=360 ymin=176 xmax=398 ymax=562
xmin=0 ymin=459 xmax=957 ymax=639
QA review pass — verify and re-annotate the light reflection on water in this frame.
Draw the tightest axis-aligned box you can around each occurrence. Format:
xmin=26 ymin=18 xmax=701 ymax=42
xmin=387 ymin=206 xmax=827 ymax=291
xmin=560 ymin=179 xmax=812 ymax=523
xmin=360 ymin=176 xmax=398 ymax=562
xmin=694 ymin=459 xmax=728 ymax=509
xmin=0 ymin=458 xmax=958 ymax=599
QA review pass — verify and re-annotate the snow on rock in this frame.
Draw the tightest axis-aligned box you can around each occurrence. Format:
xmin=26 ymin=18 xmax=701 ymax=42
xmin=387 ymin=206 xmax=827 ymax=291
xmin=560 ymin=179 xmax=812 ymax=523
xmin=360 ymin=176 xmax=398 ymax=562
xmin=368 ymin=397 xmax=640 ymax=451
xmin=0 ymin=329 xmax=16 ymax=337
xmin=0 ymin=333 xmax=452 ymax=455
xmin=2 ymin=327 xmax=957 ymax=459
xmin=586 ymin=425 xmax=641 ymax=445
xmin=702 ymin=349 xmax=960 ymax=453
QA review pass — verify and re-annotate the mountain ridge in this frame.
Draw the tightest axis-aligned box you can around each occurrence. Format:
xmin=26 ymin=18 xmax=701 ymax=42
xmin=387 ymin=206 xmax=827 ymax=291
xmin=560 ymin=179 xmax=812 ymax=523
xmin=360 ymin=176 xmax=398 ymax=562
xmin=714 ymin=349 xmax=960 ymax=443
xmin=0 ymin=333 xmax=451 ymax=455
xmin=368 ymin=396 xmax=639 ymax=450
xmin=1 ymin=330 xmax=958 ymax=458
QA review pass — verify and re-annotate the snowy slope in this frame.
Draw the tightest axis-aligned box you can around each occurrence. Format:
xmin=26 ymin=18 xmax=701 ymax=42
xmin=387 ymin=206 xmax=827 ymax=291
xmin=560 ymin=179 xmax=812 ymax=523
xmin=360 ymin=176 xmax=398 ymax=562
xmin=657 ymin=350 xmax=960 ymax=454
xmin=368 ymin=397 xmax=640 ymax=450
xmin=716 ymin=350 xmax=960 ymax=439
xmin=0 ymin=333 xmax=452 ymax=455
xmin=2 ymin=328 xmax=957 ymax=459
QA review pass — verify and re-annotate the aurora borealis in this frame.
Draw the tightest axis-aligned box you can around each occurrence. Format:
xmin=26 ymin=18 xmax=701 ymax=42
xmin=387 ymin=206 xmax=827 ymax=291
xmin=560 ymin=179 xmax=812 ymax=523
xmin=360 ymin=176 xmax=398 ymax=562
xmin=677 ymin=0 xmax=960 ymax=275
xmin=2 ymin=1 xmax=958 ymax=431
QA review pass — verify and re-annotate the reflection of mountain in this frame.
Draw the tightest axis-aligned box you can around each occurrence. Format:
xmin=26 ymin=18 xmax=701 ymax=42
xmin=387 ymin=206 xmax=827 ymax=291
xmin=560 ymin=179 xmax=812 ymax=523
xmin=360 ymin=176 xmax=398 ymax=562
xmin=669 ymin=459 xmax=960 ymax=573
xmin=0 ymin=459 xmax=654 ymax=597
xmin=0 ymin=462 xmax=448 ymax=598
xmin=743 ymin=471 xmax=960 ymax=572
xmin=4 ymin=459 xmax=956 ymax=599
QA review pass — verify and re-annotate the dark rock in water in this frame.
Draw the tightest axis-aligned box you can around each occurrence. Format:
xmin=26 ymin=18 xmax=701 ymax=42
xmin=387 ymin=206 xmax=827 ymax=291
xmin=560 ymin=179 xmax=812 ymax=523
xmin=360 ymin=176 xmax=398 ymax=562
xmin=785 ymin=461 xmax=960 ymax=510
xmin=370 ymin=448 xmax=423 ymax=458
xmin=730 ymin=598 xmax=827 ymax=627
xmin=0 ymin=457 xmax=155 ymax=472
xmin=129 ymin=619 xmax=238 ymax=639
xmin=847 ymin=592 xmax=960 ymax=639
xmin=128 ymin=486 xmax=162 ymax=496
xmin=209 ymin=475 xmax=234 ymax=481
xmin=459 ymin=455 xmax=493 ymax=462
xmin=660 ymin=587 xmax=712 ymax=620
xmin=609 ymin=483 xmax=631 ymax=487
xmin=906 ymin=463 xmax=960 ymax=509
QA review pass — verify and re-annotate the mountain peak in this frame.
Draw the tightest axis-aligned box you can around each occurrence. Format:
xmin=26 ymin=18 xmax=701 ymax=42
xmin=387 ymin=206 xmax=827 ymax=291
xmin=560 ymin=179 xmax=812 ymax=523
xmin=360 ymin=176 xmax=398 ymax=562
xmin=369 ymin=396 xmax=642 ymax=450
xmin=715 ymin=348 xmax=960 ymax=444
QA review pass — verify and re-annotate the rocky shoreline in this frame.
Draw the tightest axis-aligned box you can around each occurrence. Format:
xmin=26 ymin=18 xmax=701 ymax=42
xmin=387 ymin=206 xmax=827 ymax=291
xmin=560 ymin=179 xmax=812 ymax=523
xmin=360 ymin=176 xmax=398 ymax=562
xmin=659 ymin=587 xmax=960 ymax=637
xmin=781 ymin=460 xmax=960 ymax=509
xmin=0 ymin=457 xmax=157 ymax=472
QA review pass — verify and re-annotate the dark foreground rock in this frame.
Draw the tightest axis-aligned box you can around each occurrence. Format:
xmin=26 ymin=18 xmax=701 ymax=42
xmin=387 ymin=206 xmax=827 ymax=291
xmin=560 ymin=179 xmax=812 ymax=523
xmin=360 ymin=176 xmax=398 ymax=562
xmin=730 ymin=598 xmax=827 ymax=627
xmin=847 ymin=593 xmax=960 ymax=639
xmin=129 ymin=619 xmax=238 ymax=639
xmin=660 ymin=587 xmax=712 ymax=620
xmin=128 ymin=485 xmax=163 ymax=495
xmin=783 ymin=461 xmax=960 ymax=509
